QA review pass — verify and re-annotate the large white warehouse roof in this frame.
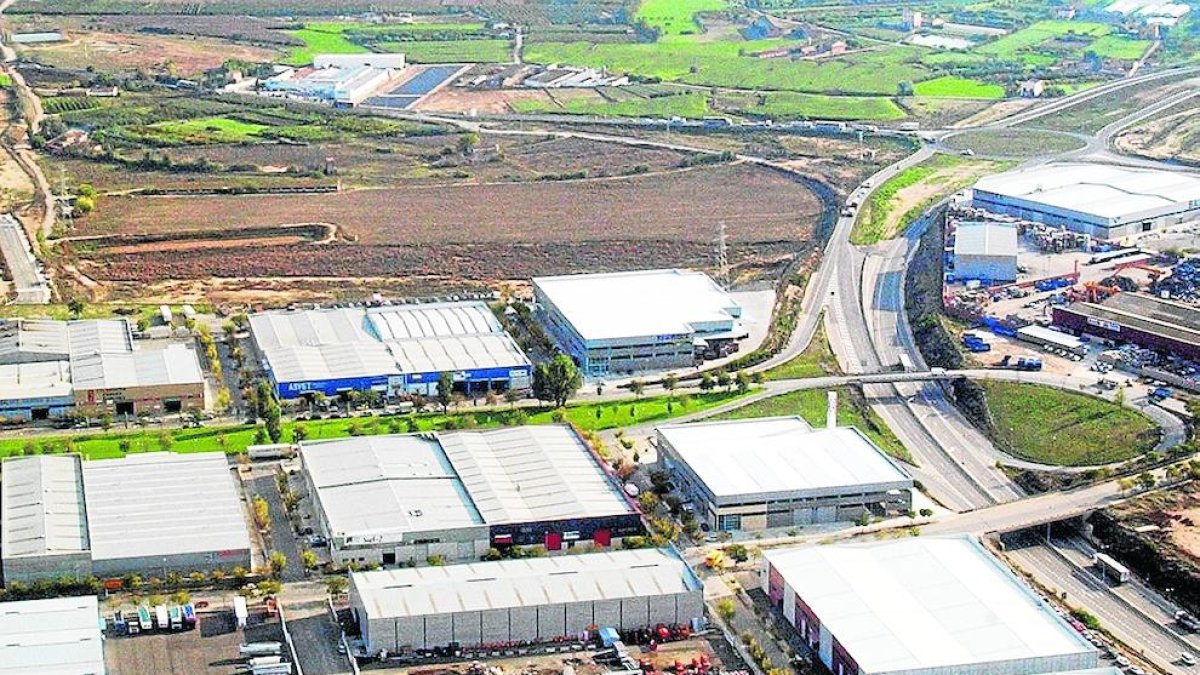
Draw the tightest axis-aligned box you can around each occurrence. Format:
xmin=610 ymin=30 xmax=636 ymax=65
xmin=533 ymin=269 xmax=742 ymax=341
xmin=352 ymin=548 xmax=699 ymax=619
xmin=0 ymin=596 xmax=105 ymax=675
xmin=764 ymin=536 xmax=1097 ymax=674
xmin=0 ymin=456 xmax=89 ymax=559
xmin=82 ymin=452 xmax=250 ymax=564
xmin=658 ymin=417 xmax=912 ymax=502
xmin=973 ymin=163 xmax=1200 ymax=221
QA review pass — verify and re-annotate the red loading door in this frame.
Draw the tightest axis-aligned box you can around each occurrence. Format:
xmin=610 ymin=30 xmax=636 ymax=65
xmin=594 ymin=529 xmax=611 ymax=547
xmin=545 ymin=532 xmax=562 ymax=551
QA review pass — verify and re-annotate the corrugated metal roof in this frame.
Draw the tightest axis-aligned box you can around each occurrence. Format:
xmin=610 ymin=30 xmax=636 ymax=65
xmin=658 ymin=417 xmax=912 ymax=500
xmin=0 ymin=318 xmax=131 ymax=365
xmin=763 ymin=536 xmax=1097 ymax=673
xmin=0 ymin=596 xmax=104 ymax=675
xmin=532 ymin=269 xmax=742 ymax=341
xmin=70 ymin=344 xmax=203 ymax=390
xmin=251 ymin=303 xmax=529 ymax=384
xmin=954 ymin=221 xmax=1018 ymax=258
xmin=973 ymin=163 xmax=1200 ymax=220
xmin=82 ymin=453 xmax=250 ymax=562
xmin=438 ymin=425 xmax=635 ymax=523
xmin=0 ymin=360 xmax=72 ymax=402
xmin=0 ymin=456 xmax=89 ymax=559
xmin=352 ymin=548 xmax=699 ymax=619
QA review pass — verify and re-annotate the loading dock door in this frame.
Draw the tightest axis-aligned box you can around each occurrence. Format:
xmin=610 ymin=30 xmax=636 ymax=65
xmin=593 ymin=529 xmax=611 ymax=547
xmin=545 ymin=532 xmax=562 ymax=551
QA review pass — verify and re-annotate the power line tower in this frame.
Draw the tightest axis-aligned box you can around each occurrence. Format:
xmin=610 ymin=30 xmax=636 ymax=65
xmin=715 ymin=220 xmax=729 ymax=288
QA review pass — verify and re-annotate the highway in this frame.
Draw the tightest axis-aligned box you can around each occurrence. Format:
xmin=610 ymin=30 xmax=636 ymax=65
xmin=1004 ymin=534 xmax=1200 ymax=675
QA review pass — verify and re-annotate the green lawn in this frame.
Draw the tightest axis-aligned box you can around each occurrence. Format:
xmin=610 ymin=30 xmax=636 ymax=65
xmin=754 ymin=92 xmax=906 ymax=121
xmin=977 ymin=20 xmax=1112 ymax=59
xmin=378 ymin=39 xmax=510 ymax=63
xmin=149 ymin=116 xmax=268 ymax=144
xmin=635 ymin=0 xmax=729 ymax=36
xmin=524 ymin=40 xmax=928 ymax=96
xmin=913 ymin=75 xmax=1004 ymax=99
xmin=763 ymin=318 xmax=840 ymax=380
xmin=0 ymin=391 xmax=750 ymax=460
xmin=712 ymin=388 xmax=912 ymax=464
xmin=285 ymin=26 xmax=370 ymax=65
xmin=977 ymin=380 xmax=1158 ymax=466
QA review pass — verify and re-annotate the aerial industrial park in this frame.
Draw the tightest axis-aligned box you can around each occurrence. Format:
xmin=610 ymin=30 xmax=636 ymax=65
xmin=0 ymin=0 xmax=1198 ymax=675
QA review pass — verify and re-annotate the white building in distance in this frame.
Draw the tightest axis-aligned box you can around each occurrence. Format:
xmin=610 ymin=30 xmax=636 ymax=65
xmin=953 ymin=221 xmax=1019 ymax=283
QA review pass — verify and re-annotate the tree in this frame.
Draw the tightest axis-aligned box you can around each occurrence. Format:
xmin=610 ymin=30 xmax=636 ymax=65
xmin=629 ymin=379 xmax=645 ymax=398
xmin=252 ymin=496 xmax=271 ymax=530
xmin=157 ymin=430 xmax=173 ymax=452
xmin=504 ymin=388 xmax=521 ymax=408
xmin=436 ymin=372 xmax=454 ymax=412
xmin=735 ymin=370 xmax=750 ymax=393
xmin=662 ymin=372 xmax=679 ymax=396
xmin=716 ymin=370 xmax=732 ymax=390
xmin=74 ymin=195 xmax=95 ymax=216
xmin=325 ymin=575 xmax=348 ymax=596
xmin=292 ymin=423 xmax=308 ymax=443
xmin=301 ymin=550 xmax=318 ymax=570
xmin=699 ymin=372 xmax=715 ymax=391
xmin=897 ymin=80 xmax=914 ymax=96
xmin=66 ymin=298 xmax=85 ymax=319
xmin=268 ymin=551 xmax=287 ymax=577
xmin=532 ymin=354 xmax=583 ymax=408
xmin=716 ymin=598 xmax=736 ymax=623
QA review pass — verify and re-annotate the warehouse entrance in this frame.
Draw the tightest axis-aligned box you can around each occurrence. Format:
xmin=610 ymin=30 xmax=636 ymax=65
xmin=115 ymin=401 xmax=134 ymax=416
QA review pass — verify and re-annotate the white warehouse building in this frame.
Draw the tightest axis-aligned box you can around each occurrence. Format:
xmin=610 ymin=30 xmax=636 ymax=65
xmin=533 ymin=269 xmax=747 ymax=376
xmin=350 ymin=548 xmax=704 ymax=655
xmin=972 ymin=163 xmax=1200 ymax=240
xmin=0 ymin=596 xmax=105 ymax=675
xmin=763 ymin=536 xmax=1102 ymax=675
xmin=657 ymin=416 xmax=913 ymax=531
xmin=953 ymin=221 xmax=1018 ymax=283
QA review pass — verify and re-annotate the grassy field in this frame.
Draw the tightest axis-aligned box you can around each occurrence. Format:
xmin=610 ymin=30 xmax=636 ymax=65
xmin=635 ymin=0 xmax=728 ymax=36
xmin=524 ymin=40 xmax=928 ymax=95
xmin=1089 ymin=35 xmax=1151 ymax=59
xmin=852 ymin=155 xmax=1010 ymax=245
xmin=712 ymin=387 xmax=912 ymax=463
xmin=913 ymin=75 xmax=1004 ymax=99
xmin=941 ymin=128 xmax=1086 ymax=158
xmin=976 ymin=20 xmax=1111 ymax=60
xmin=753 ymin=92 xmax=906 ymax=120
xmin=379 ymin=39 xmax=510 ymax=63
xmin=763 ymin=317 xmax=840 ymax=380
xmin=149 ymin=116 xmax=268 ymax=143
xmin=0 ymin=391 xmax=749 ymax=460
xmin=974 ymin=20 xmax=1145 ymax=64
xmin=977 ymin=380 xmax=1158 ymax=466
xmin=285 ymin=25 xmax=369 ymax=65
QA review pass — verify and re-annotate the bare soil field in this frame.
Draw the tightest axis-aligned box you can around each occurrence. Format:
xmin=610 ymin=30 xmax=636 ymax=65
xmin=1115 ymin=104 xmax=1200 ymax=165
xmin=77 ymin=163 xmax=817 ymax=242
xmin=21 ymin=31 xmax=280 ymax=75
xmin=82 ymin=14 xmax=303 ymax=47
xmin=417 ymin=87 xmax=600 ymax=114
xmin=68 ymin=163 xmax=820 ymax=293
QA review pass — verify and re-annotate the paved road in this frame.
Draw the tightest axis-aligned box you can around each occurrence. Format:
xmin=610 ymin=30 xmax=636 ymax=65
xmin=1004 ymin=535 xmax=1200 ymax=675
xmin=0 ymin=213 xmax=49 ymax=302
xmin=284 ymin=581 xmax=351 ymax=675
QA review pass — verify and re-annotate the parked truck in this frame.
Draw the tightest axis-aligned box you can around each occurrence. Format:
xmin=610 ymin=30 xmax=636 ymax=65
xmin=240 ymin=642 xmax=283 ymax=658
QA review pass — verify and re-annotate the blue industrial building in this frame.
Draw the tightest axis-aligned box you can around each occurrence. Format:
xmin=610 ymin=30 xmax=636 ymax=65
xmin=250 ymin=302 xmax=532 ymax=401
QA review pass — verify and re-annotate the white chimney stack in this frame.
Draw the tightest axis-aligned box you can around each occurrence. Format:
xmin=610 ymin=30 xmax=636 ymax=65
xmin=826 ymin=391 xmax=838 ymax=429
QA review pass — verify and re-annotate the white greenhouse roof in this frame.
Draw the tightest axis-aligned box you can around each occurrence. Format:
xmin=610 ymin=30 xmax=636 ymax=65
xmin=70 ymin=344 xmax=203 ymax=391
xmin=0 ymin=456 xmax=89 ymax=559
xmin=437 ymin=425 xmax=635 ymax=523
xmin=954 ymin=221 xmax=1018 ymax=258
xmin=301 ymin=435 xmax=483 ymax=539
xmin=764 ymin=536 xmax=1096 ymax=673
xmin=659 ymin=417 xmax=912 ymax=501
xmin=353 ymin=548 xmax=699 ymax=619
xmin=534 ymin=269 xmax=742 ymax=341
xmin=973 ymin=163 xmax=1200 ymax=220
xmin=0 ymin=596 xmax=104 ymax=675
xmin=82 ymin=453 xmax=250 ymax=563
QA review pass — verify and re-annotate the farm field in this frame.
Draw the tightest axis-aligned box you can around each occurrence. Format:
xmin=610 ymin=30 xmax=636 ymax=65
xmin=975 ymin=380 xmax=1157 ymax=466
xmin=285 ymin=20 xmax=511 ymax=66
xmin=972 ymin=19 xmax=1148 ymax=66
xmin=712 ymin=387 xmax=911 ymax=463
xmin=635 ymin=0 xmax=728 ymax=36
xmin=19 ymin=30 xmax=281 ymax=75
xmin=378 ymin=39 xmax=511 ymax=63
xmin=0 ymin=390 xmax=749 ymax=459
xmin=851 ymin=155 xmax=1012 ymax=245
xmin=285 ymin=25 xmax=370 ymax=65
xmin=524 ymin=40 xmax=930 ymax=95
xmin=912 ymin=75 xmax=1004 ymax=99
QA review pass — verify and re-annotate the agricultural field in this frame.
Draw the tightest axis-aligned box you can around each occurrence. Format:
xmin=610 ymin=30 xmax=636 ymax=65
xmin=976 ymin=380 xmax=1157 ymax=466
xmin=284 ymin=20 xmax=513 ymax=66
xmin=17 ymin=30 xmax=281 ymax=75
xmin=635 ymin=0 xmax=728 ymax=36
xmin=974 ymin=20 xmax=1147 ymax=65
xmin=912 ymin=76 xmax=1004 ymax=99
xmin=851 ymin=155 xmax=1012 ymax=245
